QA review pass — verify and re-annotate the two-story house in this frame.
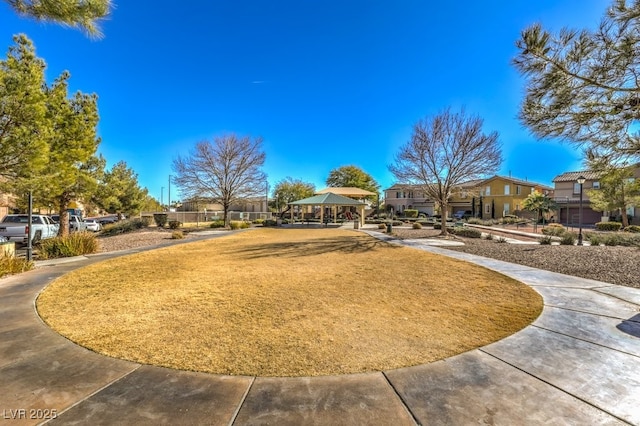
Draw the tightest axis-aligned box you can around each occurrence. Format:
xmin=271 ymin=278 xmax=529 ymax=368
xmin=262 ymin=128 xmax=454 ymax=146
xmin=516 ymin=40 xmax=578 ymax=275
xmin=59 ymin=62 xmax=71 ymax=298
xmin=385 ymin=175 xmax=552 ymax=219
xmin=552 ymin=168 xmax=640 ymax=226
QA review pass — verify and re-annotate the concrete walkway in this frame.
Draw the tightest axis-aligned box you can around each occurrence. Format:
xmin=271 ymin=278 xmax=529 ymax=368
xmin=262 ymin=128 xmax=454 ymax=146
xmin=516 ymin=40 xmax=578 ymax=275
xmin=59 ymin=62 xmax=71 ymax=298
xmin=1 ymin=232 xmax=639 ymax=425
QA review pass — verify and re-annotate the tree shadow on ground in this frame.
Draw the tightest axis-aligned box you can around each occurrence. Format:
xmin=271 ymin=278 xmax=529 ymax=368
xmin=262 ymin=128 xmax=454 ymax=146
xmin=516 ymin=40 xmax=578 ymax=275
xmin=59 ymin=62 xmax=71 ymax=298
xmin=227 ymin=235 xmax=398 ymax=259
xmin=617 ymin=313 xmax=640 ymax=338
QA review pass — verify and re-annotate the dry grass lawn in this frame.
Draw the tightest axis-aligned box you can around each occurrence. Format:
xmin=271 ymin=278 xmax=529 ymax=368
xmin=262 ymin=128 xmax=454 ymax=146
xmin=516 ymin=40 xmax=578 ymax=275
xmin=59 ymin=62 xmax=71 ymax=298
xmin=37 ymin=228 xmax=542 ymax=377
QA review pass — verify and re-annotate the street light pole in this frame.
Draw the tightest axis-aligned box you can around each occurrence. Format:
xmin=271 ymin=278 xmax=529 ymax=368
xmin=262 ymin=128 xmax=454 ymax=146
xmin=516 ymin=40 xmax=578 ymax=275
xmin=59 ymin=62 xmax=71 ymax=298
xmin=161 ymin=187 xmax=164 ymax=209
xmin=168 ymin=175 xmax=172 ymax=210
xmin=577 ymin=176 xmax=586 ymax=246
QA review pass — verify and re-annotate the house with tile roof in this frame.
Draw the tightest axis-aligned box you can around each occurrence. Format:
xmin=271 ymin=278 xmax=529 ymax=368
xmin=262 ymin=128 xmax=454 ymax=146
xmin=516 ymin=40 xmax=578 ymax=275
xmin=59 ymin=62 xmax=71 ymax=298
xmin=384 ymin=175 xmax=552 ymax=219
xmin=552 ymin=168 xmax=640 ymax=226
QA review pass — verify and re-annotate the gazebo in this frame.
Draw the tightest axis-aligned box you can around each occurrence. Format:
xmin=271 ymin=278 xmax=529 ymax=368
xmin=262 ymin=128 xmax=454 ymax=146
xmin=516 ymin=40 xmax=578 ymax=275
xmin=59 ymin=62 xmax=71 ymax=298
xmin=315 ymin=187 xmax=376 ymax=199
xmin=288 ymin=192 xmax=367 ymax=226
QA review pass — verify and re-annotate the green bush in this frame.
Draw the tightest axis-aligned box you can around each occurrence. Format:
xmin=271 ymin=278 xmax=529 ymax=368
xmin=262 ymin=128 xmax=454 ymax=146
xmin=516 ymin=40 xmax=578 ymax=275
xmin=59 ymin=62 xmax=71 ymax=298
xmin=623 ymin=225 xmax=640 ymax=233
xmin=38 ymin=232 xmax=98 ymax=259
xmin=168 ymin=220 xmax=182 ymax=229
xmin=100 ymin=218 xmax=148 ymax=236
xmin=171 ymin=230 xmax=184 ymax=239
xmin=559 ymin=232 xmax=577 ymax=245
xmin=209 ymin=220 xmax=226 ymax=228
xmin=253 ymin=219 xmax=265 ymax=225
xmin=0 ymin=254 xmax=33 ymax=277
xmin=153 ymin=213 xmax=168 ymax=228
xmin=466 ymin=218 xmax=483 ymax=225
xmin=451 ymin=227 xmax=482 ymax=238
xmin=600 ymin=233 xmax=640 ymax=247
xmin=140 ymin=216 xmax=153 ymax=226
xmin=403 ymin=209 xmax=418 ymax=218
xmin=433 ymin=223 xmax=441 ymax=229
xmin=485 ymin=233 xmax=494 ymax=240
xmin=230 ymin=221 xmax=250 ymax=230
xmin=542 ymin=223 xmax=566 ymax=236
xmin=263 ymin=219 xmax=278 ymax=227
xmin=595 ymin=221 xmax=622 ymax=231
xmin=586 ymin=233 xmax=602 ymax=246
xmin=412 ymin=222 xmax=422 ymax=229
xmin=538 ymin=235 xmax=553 ymax=245
xmin=499 ymin=216 xmax=519 ymax=225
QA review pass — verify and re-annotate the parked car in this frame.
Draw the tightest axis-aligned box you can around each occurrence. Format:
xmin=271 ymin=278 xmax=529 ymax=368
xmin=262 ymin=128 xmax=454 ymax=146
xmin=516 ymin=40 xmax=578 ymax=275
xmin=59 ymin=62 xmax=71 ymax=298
xmin=453 ymin=210 xmax=473 ymax=220
xmin=50 ymin=214 xmax=88 ymax=232
xmin=0 ymin=214 xmax=59 ymax=245
xmin=84 ymin=219 xmax=102 ymax=232
xmin=96 ymin=216 xmax=118 ymax=225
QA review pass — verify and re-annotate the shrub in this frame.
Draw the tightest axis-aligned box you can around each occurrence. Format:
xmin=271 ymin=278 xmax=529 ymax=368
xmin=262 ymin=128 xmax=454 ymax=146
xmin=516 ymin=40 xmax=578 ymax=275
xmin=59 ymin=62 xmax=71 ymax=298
xmin=378 ymin=223 xmax=386 ymax=229
xmin=466 ymin=218 xmax=483 ymax=225
xmin=38 ymin=232 xmax=98 ymax=259
xmin=500 ymin=216 xmax=519 ymax=225
xmin=485 ymin=233 xmax=494 ymax=240
xmin=542 ymin=223 xmax=565 ymax=236
xmin=171 ymin=230 xmax=184 ymax=239
xmin=496 ymin=236 xmax=508 ymax=243
xmin=586 ymin=233 xmax=602 ymax=246
xmin=153 ymin=213 xmax=168 ymax=228
xmin=559 ymin=232 xmax=577 ymax=245
xmin=0 ymin=254 xmax=33 ymax=277
xmin=263 ymin=219 xmax=278 ymax=227
xmin=140 ymin=216 xmax=153 ymax=227
xmin=538 ymin=235 xmax=553 ymax=245
xmin=168 ymin=220 xmax=182 ymax=229
xmin=209 ymin=220 xmax=226 ymax=228
xmin=451 ymin=227 xmax=482 ymax=238
xmin=601 ymin=234 xmax=640 ymax=247
xmin=623 ymin=225 xmax=640 ymax=233
xmin=595 ymin=221 xmax=622 ymax=231
xmin=433 ymin=223 xmax=441 ymax=229
xmin=230 ymin=221 xmax=250 ymax=230
xmin=412 ymin=222 xmax=422 ymax=229
xmin=403 ymin=209 xmax=418 ymax=218
xmin=100 ymin=218 xmax=148 ymax=236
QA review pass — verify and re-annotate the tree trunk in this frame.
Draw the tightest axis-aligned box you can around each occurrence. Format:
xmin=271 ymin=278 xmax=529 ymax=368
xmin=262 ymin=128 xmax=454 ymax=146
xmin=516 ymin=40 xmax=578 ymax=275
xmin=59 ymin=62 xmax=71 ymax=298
xmin=440 ymin=202 xmax=449 ymax=236
xmin=621 ymin=209 xmax=629 ymax=227
xmin=57 ymin=193 xmax=72 ymax=237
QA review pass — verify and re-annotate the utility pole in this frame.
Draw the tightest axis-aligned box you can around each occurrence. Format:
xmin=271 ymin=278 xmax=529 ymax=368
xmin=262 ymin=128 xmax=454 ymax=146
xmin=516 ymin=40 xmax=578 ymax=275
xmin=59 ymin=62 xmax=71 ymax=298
xmin=161 ymin=187 xmax=164 ymax=208
xmin=168 ymin=175 xmax=171 ymax=209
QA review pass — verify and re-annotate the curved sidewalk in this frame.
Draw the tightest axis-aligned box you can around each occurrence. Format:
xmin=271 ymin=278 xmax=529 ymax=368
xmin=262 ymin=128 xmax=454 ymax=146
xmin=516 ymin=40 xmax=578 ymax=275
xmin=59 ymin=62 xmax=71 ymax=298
xmin=0 ymin=235 xmax=639 ymax=425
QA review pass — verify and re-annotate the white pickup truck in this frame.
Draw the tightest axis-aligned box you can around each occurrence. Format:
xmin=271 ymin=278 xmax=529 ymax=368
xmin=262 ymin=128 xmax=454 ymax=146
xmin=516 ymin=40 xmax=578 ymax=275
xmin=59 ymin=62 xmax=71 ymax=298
xmin=0 ymin=214 xmax=59 ymax=245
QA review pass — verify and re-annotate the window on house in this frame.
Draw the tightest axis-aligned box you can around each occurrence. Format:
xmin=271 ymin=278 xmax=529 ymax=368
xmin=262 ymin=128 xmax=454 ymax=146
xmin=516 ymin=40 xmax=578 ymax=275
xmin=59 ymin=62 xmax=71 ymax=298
xmin=573 ymin=183 xmax=581 ymax=194
xmin=504 ymin=203 xmax=510 ymax=215
xmin=592 ymin=181 xmax=600 ymax=189
xmin=408 ymin=191 xmax=414 ymax=198
xmin=485 ymin=186 xmax=491 ymax=196
xmin=531 ymin=187 xmax=535 ymax=194
xmin=504 ymin=185 xmax=510 ymax=195
xmin=516 ymin=185 xmax=521 ymax=195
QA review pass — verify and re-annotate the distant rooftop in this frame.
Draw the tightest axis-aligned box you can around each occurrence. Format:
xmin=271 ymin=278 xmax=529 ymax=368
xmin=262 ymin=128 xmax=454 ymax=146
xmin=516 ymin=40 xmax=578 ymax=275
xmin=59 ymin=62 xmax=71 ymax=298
xmin=553 ymin=171 xmax=602 ymax=182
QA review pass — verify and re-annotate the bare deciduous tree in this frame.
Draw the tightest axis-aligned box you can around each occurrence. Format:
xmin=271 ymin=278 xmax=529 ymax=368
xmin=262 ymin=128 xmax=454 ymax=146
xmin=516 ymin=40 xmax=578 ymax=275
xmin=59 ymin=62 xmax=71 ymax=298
xmin=389 ymin=108 xmax=502 ymax=235
xmin=172 ymin=134 xmax=267 ymax=226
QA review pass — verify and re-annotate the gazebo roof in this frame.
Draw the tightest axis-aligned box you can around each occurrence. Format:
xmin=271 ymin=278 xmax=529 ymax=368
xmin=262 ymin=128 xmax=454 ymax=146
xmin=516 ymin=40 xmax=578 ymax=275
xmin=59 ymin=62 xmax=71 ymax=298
xmin=315 ymin=187 xmax=376 ymax=197
xmin=289 ymin=192 xmax=366 ymax=206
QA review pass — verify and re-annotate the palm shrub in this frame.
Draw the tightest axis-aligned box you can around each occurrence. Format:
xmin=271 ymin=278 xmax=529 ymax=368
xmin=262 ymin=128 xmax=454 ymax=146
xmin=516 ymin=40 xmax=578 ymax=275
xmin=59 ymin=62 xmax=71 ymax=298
xmin=38 ymin=232 xmax=98 ymax=259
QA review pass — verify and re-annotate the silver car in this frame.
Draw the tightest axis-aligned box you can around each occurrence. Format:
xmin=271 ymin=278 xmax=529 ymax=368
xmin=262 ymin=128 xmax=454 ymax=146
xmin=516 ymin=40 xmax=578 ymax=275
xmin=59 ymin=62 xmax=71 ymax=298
xmin=84 ymin=219 xmax=102 ymax=232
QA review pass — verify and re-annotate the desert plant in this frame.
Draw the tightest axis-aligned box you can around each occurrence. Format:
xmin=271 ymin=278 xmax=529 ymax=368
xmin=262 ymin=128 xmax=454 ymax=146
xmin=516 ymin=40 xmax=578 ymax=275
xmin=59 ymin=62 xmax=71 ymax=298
xmin=210 ymin=220 xmax=226 ymax=228
xmin=171 ymin=231 xmax=184 ymax=239
xmin=496 ymin=236 xmax=508 ymax=243
xmin=38 ymin=232 xmax=98 ymax=259
xmin=168 ymin=220 xmax=182 ymax=230
xmin=378 ymin=223 xmax=386 ymax=229
xmin=0 ymin=254 xmax=33 ymax=277
xmin=586 ymin=233 xmax=602 ymax=246
xmin=559 ymin=232 xmax=577 ymax=245
xmin=623 ymin=225 xmax=640 ymax=233
xmin=542 ymin=223 xmax=565 ymax=236
xmin=451 ymin=227 xmax=482 ymax=238
xmin=140 ymin=216 xmax=153 ymax=226
xmin=485 ymin=233 xmax=494 ymax=240
xmin=595 ymin=221 xmax=622 ymax=231
xmin=403 ymin=209 xmax=418 ymax=218
xmin=230 ymin=221 xmax=250 ymax=230
xmin=153 ymin=213 xmax=168 ymax=228
xmin=538 ymin=235 xmax=553 ymax=245
xmin=263 ymin=219 xmax=278 ymax=227
xmin=99 ymin=218 xmax=148 ymax=236
xmin=466 ymin=218 xmax=483 ymax=224
xmin=412 ymin=222 xmax=423 ymax=229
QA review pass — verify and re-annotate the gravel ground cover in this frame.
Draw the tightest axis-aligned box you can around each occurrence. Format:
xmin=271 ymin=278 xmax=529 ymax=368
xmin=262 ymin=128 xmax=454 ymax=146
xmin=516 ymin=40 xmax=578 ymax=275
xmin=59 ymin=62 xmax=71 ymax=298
xmin=389 ymin=227 xmax=640 ymax=289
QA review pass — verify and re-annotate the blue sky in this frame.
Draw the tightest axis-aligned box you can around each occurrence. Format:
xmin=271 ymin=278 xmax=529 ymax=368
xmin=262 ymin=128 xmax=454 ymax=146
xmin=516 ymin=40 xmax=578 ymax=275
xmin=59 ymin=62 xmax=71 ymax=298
xmin=1 ymin=1 xmax=608 ymax=203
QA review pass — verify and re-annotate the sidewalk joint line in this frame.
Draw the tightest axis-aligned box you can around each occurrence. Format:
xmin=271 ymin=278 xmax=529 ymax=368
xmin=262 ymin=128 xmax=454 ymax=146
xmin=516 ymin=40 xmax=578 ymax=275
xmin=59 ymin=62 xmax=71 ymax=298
xmin=381 ymin=371 xmax=420 ymax=426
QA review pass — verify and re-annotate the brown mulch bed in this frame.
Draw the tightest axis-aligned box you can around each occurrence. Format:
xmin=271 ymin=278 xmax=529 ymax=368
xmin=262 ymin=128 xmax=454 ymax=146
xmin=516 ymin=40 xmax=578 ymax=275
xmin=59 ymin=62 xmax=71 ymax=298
xmin=389 ymin=228 xmax=640 ymax=289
